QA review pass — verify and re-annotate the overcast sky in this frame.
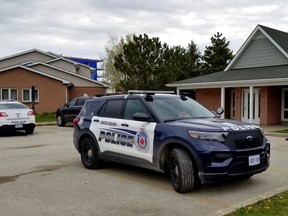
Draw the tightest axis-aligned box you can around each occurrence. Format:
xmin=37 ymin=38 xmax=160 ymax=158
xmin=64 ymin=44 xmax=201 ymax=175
xmin=0 ymin=0 xmax=287 ymax=60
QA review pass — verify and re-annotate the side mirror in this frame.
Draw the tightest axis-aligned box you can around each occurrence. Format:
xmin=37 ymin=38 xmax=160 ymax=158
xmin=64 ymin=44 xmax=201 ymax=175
xmin=133 ymin=112 xmax=153 ymax=122
xmin=216 ymin=107 xmax=224 ymax=115
xmin=64 ymin=103 xmax=70 ymax=107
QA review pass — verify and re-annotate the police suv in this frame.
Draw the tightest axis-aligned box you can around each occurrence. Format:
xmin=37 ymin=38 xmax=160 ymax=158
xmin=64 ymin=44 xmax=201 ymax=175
xmin=73 ymin=91 xmax=270 ymax=193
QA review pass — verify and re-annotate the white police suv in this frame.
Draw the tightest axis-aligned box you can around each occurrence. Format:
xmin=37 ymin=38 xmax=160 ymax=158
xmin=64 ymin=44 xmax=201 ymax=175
xmin=0 ymin=100 xmax=36 ymax=134
xmin=73 ymin=92 xmax=270 ymax=193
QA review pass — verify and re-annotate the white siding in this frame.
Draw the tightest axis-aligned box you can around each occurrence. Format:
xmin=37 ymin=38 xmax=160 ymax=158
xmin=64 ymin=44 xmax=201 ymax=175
xmin=231 ymin=36 xmax=288 ymax=69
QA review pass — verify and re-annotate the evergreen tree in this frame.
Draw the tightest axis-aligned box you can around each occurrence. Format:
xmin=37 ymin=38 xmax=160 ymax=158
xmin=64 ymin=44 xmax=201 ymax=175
xmin=202 ymin=32 xmax=233 ymax=75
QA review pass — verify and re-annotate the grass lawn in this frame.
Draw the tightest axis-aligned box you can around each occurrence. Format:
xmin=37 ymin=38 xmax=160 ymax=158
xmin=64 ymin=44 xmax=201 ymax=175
xmin=271 ymin=129 xmax=288 ymax=134
xmin=227 ymin=190 xmax=288 ymax=216
xmin=35 ymin=112 xmax=56 ymax=122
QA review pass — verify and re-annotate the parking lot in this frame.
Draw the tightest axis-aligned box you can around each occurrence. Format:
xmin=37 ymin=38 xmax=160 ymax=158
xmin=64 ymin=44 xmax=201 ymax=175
xmin=0 ymin=126 xmax=288 ymax=216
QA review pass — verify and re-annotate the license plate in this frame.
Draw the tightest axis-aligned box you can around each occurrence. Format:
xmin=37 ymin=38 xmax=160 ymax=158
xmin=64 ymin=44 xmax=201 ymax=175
xmin=15 ymin=123 xmax=23 ymax=128
xmin=249 ymin=155 xmax=260 ymax=166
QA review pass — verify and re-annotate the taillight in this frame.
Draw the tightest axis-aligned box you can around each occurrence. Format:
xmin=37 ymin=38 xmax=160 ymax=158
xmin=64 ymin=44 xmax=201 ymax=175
xmin=73 ymin=117 xmax=80 ymax=126
xmin=27 ymin=111 xmax=35 ymax=116
xmin=0 ymin=112 xmax=8 ymax=117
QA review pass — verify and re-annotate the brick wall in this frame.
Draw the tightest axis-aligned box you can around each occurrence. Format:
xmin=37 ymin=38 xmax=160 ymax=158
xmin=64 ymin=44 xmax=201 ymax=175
xmin=0 ymin=68 xmax=107 ymax=114
xmin=196 ymin=88 xmax=221 ymax=112
xmin=234 ymin=88 xmax=242 ymax=121
xmin=69 ymin=87 xmax=106 ymax=99
xmin=260 ymin=86 xmax=281 ymax=125
xmin=0 ymin=68 xmax=66 ymax=113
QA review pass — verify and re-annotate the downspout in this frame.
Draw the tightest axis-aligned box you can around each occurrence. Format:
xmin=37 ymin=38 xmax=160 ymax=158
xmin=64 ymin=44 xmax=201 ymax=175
xmin=65 ymin=83 xmax=73 ymax=103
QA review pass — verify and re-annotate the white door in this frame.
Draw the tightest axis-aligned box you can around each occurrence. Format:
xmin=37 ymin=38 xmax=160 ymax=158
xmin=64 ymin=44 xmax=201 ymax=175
xmin=242 ymin=89 xmax=260 ymax=124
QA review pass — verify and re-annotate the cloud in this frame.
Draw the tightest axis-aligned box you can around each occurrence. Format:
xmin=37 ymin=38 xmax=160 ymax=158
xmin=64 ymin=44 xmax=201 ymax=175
xmin=0 ymin=0 xmax=287 ymax=59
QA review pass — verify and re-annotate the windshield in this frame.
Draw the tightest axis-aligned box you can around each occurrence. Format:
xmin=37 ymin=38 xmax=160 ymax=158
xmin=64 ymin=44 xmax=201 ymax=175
xmin=147 ymin=97 xmax=215 ymax=122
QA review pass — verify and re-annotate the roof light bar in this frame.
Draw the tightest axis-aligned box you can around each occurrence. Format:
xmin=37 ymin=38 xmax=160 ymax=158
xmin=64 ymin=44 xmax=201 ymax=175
xmin=128 ymin=90 xmax=175 ymax=95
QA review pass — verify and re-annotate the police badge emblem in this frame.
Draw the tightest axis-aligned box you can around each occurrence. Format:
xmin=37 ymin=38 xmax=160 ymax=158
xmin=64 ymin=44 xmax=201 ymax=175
xmin=134 ymin=126 xmax=150 ymax=153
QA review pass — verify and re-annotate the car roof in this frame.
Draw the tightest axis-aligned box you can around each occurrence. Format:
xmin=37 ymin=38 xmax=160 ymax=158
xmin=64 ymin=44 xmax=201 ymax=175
xmin=85 ymin=92 xmax=178 ymax=103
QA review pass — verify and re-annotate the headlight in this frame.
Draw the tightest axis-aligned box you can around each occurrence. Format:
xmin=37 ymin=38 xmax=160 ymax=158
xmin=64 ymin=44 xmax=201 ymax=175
xmin=188 ymin=131 xmax=228 ymax=142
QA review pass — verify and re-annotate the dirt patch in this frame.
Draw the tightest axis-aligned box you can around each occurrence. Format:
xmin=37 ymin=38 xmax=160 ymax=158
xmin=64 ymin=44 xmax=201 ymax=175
xmin=4 ymin=144 xmax=48 ymax=149
xmin=0 ymin=164 xmax=66 ymax=185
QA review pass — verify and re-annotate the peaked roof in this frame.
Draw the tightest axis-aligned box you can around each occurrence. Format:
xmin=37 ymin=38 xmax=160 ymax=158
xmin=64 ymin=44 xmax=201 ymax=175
xmin=0 ymin=48 xmax=108 ymax=88
xmin=167 ymin=24 xmax=288 ymax=89
xmin=226 ymin=24 xmax=288 ymax=70
xmin=0 ymin=65 xmax=71 ymax=84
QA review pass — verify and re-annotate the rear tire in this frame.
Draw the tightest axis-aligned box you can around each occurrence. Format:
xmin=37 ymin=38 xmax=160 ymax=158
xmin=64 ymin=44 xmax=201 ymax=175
xmin=168 ymin=148 xmax=195 ymax=193
xmin=25 ymin=127 xmax=34 ymax=134
xmin=80 ymin=137 xmax=101 ymax=169
xmin=57 ymin=114 xmax=65 ymax=127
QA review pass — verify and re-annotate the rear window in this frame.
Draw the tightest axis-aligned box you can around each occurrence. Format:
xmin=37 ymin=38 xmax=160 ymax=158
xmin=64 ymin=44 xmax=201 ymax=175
xmin=98 ymin=100 xmax=124 ymax=118
xmin=0 ymin=103 xmax=27 ymax=109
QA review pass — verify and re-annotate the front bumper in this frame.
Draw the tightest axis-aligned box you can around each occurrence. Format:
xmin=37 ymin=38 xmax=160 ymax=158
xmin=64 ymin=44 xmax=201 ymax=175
xmin=198 ymin=143 xmax=270 ymax=184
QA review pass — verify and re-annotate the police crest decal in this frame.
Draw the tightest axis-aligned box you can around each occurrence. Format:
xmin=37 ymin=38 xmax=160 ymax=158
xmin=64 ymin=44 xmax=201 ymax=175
xmin=134 ymin=126 xmax=150 ymax=153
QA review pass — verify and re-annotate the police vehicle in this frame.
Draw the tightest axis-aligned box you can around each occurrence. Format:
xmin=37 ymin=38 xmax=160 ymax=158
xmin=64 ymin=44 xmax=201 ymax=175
xmin=0 ymin=100 xmax=35 ymax=134
xmin=73 ymin=91 xmax=270 ymax=193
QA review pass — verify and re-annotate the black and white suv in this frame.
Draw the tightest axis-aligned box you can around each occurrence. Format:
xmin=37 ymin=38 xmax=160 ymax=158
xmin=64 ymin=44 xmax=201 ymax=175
xmin=73 ymin=92 xmax=270 ymax=193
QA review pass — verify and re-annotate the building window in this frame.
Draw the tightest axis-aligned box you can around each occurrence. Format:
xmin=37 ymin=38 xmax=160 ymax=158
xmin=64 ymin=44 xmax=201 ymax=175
xmin=0 ymin=88 xmax=18 ymax=100
xmin=22 ymin=89 xmax=39 ymax=102
xmin=282 ymin=88 xmax=288 ymax=121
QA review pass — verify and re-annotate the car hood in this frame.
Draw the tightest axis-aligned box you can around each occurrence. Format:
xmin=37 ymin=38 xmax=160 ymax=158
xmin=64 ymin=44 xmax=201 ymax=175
xmin=166 ymin=118 xmax=261 ymax=132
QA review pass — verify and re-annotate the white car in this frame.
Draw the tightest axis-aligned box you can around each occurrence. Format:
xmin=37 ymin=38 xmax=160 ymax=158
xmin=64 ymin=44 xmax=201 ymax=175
xmin=0 ymin=100 xmax=36 ymax=134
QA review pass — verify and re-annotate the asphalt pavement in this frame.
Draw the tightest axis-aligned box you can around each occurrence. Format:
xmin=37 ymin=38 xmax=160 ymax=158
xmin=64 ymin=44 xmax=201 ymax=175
xmin=0 ymin=125 xmax=287 ymax=216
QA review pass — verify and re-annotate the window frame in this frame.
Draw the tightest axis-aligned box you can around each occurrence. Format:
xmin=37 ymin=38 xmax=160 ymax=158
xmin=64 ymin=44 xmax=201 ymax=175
xmin=281 ymin=88 xmax=288 ymax=121
xmin=22 ymin=88 xmax=39 ymax=102
xmin=0 ymin=88 xmax=18 ymax=100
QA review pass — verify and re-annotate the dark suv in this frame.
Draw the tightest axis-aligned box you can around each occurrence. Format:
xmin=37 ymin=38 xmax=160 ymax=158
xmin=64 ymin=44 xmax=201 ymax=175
xmin=73 ymin=92 xmax=270 ymax=193
xmin=56 ymin=96 xmax=93 ymax=126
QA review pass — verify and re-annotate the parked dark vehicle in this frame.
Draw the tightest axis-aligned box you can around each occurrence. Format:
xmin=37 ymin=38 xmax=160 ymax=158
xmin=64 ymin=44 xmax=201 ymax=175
xmin=56 ymin=96 xmax=93 ymax=126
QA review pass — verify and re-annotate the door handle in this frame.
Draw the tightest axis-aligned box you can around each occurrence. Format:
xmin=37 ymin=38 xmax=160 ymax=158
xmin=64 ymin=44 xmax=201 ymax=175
xmin=93 ymin=119 xmax=99 ymax=122
xmin=121 ymin=123 xmax=129 ymax=127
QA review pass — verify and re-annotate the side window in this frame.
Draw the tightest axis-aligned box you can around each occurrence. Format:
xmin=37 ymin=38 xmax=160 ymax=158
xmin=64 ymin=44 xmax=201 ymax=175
xmin=76 ymin=98 xmax=86 ymax=106
xmin=98 ymin=100 xmax=124 ymax=118
xmin=124 ymin=99 xmax=150 ymax=120
xmin=69 ymin=98 xmax=77 ymax=106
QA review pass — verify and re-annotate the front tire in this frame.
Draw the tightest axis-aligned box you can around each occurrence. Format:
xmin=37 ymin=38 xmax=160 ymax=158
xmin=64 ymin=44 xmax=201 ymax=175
xmin=168 ymin=148 xmax=195 ymax=193
xmin=80 ymin=137 xmax=101 ymax=169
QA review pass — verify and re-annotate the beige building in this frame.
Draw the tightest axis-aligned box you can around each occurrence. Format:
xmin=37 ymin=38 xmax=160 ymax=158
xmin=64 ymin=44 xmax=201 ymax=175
xmin=0 ymin=49 xmax=108 ymax=113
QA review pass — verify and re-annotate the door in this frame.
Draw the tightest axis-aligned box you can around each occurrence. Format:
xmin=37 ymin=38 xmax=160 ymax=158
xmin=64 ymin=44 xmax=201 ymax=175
xmin=118 ymin=99 xmax=156 ymax=163
xmin=242 ymin=89 xmax=260 ymax=124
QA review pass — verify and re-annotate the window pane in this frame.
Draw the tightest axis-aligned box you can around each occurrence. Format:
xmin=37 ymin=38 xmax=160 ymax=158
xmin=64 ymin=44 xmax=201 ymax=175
xmin=124 ymin=100 xmax=149 ymax=120
xmin=11 ymin=89 xmax=17 ymax=100
xmin=35 ymin=90 xmax=39 ymax=101
xmin=285 ymin=90 xmax=288 ymax=109
xmin=2 ymin=89 xmax=8 ymax=100
xmin=103 ymin=100 xmax=123 ymax=118
xmin=23 ymin=90 xmax=30 ymax=101
xmin=284 ymin=111 xmax=288 ymax=119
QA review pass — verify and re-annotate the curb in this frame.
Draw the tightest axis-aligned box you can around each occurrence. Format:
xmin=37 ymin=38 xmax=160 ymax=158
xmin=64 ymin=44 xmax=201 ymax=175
xmin=210 ymin=185 xmax=288 ymax=216
xmin=36 ymin=122 xmax=57 ymax=126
